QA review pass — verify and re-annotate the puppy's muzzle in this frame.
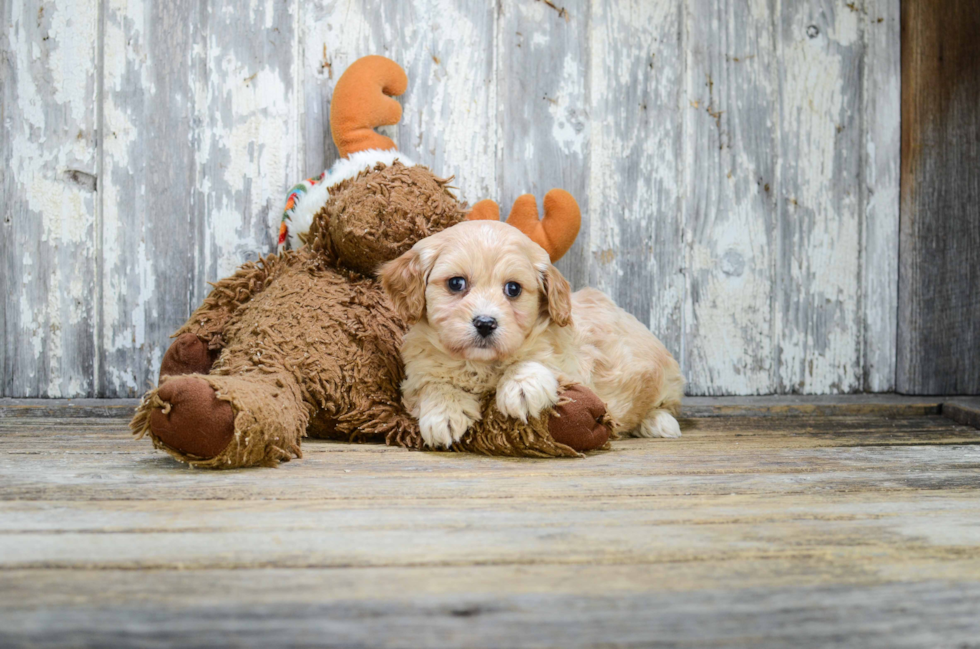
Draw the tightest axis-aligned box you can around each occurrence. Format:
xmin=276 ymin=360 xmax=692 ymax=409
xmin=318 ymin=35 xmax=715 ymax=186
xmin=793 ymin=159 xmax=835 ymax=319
xmin=472 ymin=315 xmax=498 ymax=339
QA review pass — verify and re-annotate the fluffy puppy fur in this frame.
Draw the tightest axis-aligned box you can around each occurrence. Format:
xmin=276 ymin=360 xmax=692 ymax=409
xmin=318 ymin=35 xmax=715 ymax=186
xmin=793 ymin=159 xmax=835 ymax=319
xmin=381 ymin=220 xmax=684 ymax=449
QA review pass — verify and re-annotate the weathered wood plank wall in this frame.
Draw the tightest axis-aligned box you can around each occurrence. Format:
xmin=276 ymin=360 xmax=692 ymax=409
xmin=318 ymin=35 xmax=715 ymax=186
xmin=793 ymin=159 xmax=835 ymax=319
xmin=2 ymin=0 xmax=100 ymax=397
xmin=1 ymin=0 xmax=900 ymax=398
xmin=898 ymin=0 xmax=980 ymax=395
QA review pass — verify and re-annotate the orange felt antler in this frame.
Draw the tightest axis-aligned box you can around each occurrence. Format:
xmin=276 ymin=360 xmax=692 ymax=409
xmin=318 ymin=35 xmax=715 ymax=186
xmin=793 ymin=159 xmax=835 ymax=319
xmin=330 ymin=56 xmax=408 ymax=158
xmin=467 ymin=199 xmax=500 ymax=222
xmin=467 ymin=189 xmax=581 ymax=263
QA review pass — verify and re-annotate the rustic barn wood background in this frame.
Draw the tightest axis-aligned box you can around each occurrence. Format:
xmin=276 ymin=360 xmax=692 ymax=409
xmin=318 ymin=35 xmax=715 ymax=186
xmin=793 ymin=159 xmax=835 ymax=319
xmin=1 ymin=0 xmax=903 ymax=398
xmin=899 ymin=0 xmax=980 ymax=396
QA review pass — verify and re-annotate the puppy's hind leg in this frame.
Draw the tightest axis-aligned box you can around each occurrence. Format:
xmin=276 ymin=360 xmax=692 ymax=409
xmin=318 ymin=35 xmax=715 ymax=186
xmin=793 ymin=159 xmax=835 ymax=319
xmin=635 ymin=407 xmax=682 ymax=439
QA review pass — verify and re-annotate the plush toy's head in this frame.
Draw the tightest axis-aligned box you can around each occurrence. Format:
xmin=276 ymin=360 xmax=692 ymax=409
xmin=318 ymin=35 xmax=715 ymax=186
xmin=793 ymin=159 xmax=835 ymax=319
xmin=319 ymin=163 xmax=466 ymax=276
xmin=286 ymin=55 xmax=580 ymax=277
xmin=289 ymin=55 xmax=465 ymax=275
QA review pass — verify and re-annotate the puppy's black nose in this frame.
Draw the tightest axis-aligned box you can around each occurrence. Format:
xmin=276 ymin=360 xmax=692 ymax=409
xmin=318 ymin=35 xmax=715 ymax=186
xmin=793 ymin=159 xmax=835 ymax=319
xmin=472 ymin=315 xmax=498 ymax=338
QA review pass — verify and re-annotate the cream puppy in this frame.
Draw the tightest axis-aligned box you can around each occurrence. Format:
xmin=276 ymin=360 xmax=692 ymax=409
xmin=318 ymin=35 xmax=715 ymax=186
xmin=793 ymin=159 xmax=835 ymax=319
xmin=381 ymin=220 xmax=684 ymax=449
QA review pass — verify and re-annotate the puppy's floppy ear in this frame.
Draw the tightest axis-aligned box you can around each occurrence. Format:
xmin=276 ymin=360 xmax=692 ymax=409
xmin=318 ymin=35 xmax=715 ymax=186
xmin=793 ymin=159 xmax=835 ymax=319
xmin=541 ymin=263 xmax=572 ymax=327
xmin=380 ymin=248 xmax=428 ymax=324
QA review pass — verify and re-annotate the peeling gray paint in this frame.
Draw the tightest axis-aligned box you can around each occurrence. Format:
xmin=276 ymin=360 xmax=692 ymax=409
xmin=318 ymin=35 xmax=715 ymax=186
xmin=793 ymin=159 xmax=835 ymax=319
xmin=2 ymin=0 xmax=100 ymax=398
xmin=1 ymin=0 xmax=900 ymax=397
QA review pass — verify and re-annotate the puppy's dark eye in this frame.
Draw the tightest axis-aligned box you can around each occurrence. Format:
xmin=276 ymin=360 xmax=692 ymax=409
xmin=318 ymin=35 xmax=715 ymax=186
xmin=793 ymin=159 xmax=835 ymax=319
xmin=504 ymin=281 xmax=522 ymax=298
xmin=447 ymin=277 xmax=467 ymax=293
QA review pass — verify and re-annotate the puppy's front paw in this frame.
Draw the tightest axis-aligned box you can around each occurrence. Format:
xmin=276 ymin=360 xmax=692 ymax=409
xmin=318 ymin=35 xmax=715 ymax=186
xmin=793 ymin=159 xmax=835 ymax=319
xmin=637 ymin=410 xmax=682 ymax=439
xmin=496 ymin=363 xmax=560 ymax=422
xmin=418 ymin=405 xmax=474 ymax=449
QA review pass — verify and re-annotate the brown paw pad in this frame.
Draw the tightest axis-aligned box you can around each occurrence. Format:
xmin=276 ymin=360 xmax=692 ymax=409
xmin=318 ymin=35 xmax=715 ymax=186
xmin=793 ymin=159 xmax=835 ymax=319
xmin=149 ymin=376 xmax=235 ymax=459
xmin=548 ymin=385 xmax=610 ymax=452
xmin=159 ymin=333 xmax=216 ymax=380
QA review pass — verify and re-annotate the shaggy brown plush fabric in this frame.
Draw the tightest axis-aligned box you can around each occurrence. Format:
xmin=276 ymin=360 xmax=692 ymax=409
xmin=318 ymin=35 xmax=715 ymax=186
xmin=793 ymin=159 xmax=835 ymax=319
xmin=316 ymin=163 xmax=465 ymax=276
xmin=131 ymin=161 xmax=609 ymax=468
xmin=454 ymin=385 xmax=614 ymax=458
xmin=132 ymin=242 xmax=419 ymax=467
xmin=133 ymin=372 xmax=304 ymax=469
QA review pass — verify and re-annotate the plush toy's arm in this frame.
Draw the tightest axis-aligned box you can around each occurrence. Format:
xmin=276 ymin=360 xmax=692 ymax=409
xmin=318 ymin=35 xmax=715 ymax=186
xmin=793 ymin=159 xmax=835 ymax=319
xmin=173 ymin=253 xmax=288 ymax=349
xmin=456 ymin=383 xmax=612 ymax=457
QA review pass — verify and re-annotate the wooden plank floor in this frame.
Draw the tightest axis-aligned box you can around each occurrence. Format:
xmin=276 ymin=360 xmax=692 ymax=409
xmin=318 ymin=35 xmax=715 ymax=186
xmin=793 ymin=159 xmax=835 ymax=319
xmin=2 ymin=404 xmax=980 ymax=648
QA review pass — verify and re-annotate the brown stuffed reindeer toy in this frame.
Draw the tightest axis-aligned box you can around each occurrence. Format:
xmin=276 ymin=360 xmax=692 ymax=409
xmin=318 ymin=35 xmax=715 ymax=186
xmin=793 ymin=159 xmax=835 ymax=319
xmin=131 ymin=55 xmax=611 ymax=468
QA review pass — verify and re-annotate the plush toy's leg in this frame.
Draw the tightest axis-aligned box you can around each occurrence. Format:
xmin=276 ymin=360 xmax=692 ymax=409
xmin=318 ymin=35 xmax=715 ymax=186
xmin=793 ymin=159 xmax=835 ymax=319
xmin=147 ymin=376 xmax=235 ymax=458
xmin=159 ymin=333 xmax=217 ymax=378
xmin=173 ymin=253 xmax=292 ymax=347
xmin=131 ymin=371 xmax=308 ymax=469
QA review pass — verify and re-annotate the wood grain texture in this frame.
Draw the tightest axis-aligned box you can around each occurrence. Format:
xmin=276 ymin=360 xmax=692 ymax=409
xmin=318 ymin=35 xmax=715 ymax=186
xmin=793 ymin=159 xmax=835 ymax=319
xmin=1 ymin=412 xmax=980 ymax=646
xmin=0 ymin=394 xmax=946 ymax=420
xmin=99 ymin=0 xmax=299 ymax=398
xmin=301 ymin=0 xmax=497 ymax=202
xmin=3 ymin=415 xmax=980 ymax=502
xmin=498 ymin=0 xmax=590 ymax=289
xmin=2 ymin=0 xmax=906 ymax=397
xmin=4 ymin=492 xmax=980 ymax=569
xmin=0 ymin=398 xmax=137 ymax=418
xmin=682 ymin=393 xmax=942 ymax=418
xmin=1 ymin=0 xmax=100 ymax=397
xmin=196 ymin=1 xmax=300 ymax=298
xmin=898 ymin=0 xmax=980 ymax=395
xmin=2 ymin=573 xmax=979 ymax=648
xmin=861 ymin=0 xmax=900 ymax=392
xmin=589 ymin=0 xmax=684 ymax=358
xmin=0 ymin=394 xmax=951 ymax=420
xmin=775 ymin=0 xmax=864 ymax=394
xmin=944 ymin=398 xmax=980 ymax=430
xmin=99 ymin=0 xmax=205 ymax=398
xmin=682 ymin=0 xmax=776 ymax=394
